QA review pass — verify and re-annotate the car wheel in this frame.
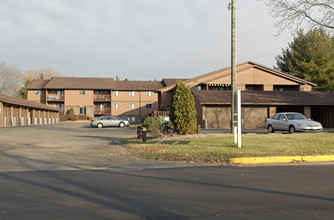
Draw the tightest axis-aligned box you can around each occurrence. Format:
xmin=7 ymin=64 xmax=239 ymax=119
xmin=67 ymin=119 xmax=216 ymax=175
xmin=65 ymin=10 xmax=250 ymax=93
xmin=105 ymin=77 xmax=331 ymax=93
xmin=289 ymin=125 xmax=295 ymax=134
xmin=97 ymin=123 xmax=103 ymax=128
xmin=268 ymin=125 xmax=275 ymax=133
xmin=119 ymin=122 xmax=125 ymax=128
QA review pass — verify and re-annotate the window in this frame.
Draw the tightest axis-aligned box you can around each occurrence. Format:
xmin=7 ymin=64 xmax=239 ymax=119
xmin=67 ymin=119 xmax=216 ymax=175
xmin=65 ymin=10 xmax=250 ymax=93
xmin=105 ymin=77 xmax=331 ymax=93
xmin=245 ymin=84 xmax=264 ymax=91
xmin=273 ymin=114 xmax=280 ymax=120
xmin=129 ymin=116 xmax=136 ymax=121
xmin=279 ymin=114 xmax=287 ymax=121
xmin=129 ymin=103 xmax=135 ymax=109
xmin=192 ymin=86 xmax=202 ymax=90
xmin=146 ymin=91 xmax=152 ymax=96
xmin=80 ymin=90 xmax=85 ymax=95
xmin=35 ymin=90 xmax=41 ymax=95
xmin=113 ymin=91 xmax=119 ymax=96
xmin=79 ymin=107 xmax=86 ymax=115
xmin=113 ymin=103 xmax=119 ymax=109
xmin=274 ymin=85 xmax=300 ymax=91
xmin=129 ymin=91 xmax=135 ymax=96
xmin=146 ymin=104 xmax=152 ymax=108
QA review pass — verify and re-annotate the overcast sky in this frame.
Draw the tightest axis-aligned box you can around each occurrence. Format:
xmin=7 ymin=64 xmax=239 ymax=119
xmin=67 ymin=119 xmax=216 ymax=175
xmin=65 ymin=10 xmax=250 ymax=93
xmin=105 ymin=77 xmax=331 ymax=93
xmin=0 ymin=0 xmax=292 ymax=80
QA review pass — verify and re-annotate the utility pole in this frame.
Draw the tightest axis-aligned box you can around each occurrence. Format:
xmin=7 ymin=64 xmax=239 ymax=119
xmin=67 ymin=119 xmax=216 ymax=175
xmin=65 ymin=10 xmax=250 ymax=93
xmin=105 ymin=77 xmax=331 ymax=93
xmin=230 ymin=0 xmax=236 ymax=134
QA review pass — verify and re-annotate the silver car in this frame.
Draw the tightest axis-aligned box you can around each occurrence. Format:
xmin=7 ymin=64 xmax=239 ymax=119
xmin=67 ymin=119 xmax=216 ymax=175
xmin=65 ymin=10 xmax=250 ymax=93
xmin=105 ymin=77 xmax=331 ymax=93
xmin=265 ymin=112 xmax=323 ymax=133
xmin=90 ymin=116 xmax=129 ymax=128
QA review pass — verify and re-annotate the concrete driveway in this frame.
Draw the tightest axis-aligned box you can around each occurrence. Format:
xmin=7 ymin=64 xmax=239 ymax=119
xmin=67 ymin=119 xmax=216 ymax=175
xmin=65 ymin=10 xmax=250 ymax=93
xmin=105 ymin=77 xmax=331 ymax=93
xmin=0 ymin=123 xmax=198 ymax=172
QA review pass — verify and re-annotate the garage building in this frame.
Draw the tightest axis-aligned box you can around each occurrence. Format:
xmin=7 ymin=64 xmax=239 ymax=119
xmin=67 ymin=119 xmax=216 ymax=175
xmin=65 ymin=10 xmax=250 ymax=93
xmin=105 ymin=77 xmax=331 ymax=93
xmin=0 ymin=94 xmax=60 ymax=127
xmin=193 ymin=90 xmax=334 ymax=129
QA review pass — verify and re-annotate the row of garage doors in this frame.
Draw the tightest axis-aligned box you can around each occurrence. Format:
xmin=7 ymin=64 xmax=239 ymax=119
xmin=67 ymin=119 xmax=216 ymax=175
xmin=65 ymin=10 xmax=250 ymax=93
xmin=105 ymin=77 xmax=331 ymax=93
xmin=205 ymin=106 xmax=334 ymax=129
xmin=1 ymin=104 xmax=59 ymax=127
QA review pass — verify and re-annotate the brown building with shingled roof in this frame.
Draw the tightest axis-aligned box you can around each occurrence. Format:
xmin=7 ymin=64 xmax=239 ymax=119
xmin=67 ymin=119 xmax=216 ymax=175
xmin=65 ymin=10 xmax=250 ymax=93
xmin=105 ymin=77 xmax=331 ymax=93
xmin=25 ymin=61 xmax=334 ymax=128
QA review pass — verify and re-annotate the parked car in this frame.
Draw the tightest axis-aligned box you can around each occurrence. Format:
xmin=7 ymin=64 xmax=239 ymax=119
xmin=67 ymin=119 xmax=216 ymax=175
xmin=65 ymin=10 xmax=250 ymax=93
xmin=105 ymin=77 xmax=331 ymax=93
xmin=90 ymin=116 xmax=129 ymax=128
xmin=265 ymin=112 xmax=323 ymax=134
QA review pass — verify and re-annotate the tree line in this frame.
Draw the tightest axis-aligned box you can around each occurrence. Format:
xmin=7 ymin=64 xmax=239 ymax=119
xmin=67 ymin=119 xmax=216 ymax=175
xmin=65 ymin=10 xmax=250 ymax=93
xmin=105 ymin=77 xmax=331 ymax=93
xmin=266 ymin=0 xmax=334 ymax=91
xmin=0 ymin=61 xmax=63 ymax=98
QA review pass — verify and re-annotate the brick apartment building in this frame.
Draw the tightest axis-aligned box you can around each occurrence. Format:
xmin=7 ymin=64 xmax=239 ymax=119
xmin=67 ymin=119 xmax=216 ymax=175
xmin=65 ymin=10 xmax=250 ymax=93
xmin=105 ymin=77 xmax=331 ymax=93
xmin=26 ymin=77 xmax=163 ymax=121
xmin=26 ymin=61 xmax=334 ymax=127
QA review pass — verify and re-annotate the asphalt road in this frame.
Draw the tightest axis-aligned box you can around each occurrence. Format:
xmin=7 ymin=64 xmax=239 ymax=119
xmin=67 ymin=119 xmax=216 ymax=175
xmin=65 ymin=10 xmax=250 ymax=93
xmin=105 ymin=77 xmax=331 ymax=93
xmin=0 ymin=123 xmax=199 ymax=172
xmin=1 ymin=165 xmax=334 ymax=219
xmin=1 ymin=124 xmax=334 ymax=219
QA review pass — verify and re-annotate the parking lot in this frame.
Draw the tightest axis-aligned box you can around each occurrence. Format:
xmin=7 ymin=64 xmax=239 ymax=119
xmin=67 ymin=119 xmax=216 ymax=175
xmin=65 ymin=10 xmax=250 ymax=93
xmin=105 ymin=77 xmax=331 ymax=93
xmin=0 ymin=123 xmax=199 ymax=173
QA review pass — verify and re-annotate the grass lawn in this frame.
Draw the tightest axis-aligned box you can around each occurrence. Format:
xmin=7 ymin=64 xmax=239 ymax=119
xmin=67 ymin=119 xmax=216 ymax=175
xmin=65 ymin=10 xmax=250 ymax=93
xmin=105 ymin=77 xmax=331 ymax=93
xmin=124 ymin=132 xmax=334 ymax=164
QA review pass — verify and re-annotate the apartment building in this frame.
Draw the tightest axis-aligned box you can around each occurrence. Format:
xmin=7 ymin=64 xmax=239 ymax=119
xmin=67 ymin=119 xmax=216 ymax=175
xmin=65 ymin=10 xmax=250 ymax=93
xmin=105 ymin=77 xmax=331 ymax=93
xmin=27 ymin=77 xmax=163 ymax=121
xmin=26 ymin=61 xmax=334 ymax=127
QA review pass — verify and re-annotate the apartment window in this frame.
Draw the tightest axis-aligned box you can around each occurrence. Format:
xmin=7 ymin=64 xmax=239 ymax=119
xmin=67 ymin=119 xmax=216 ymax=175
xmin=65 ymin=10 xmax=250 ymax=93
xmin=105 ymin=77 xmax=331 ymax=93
xmin=80 ymin=90 xmax=86 ymax=95
xmin=79 ymin=106 xmax=86 ymax=115
xmin=146 ymin=91 xmax=152 ymax=96
xmin=113 ymin=103 xmax=119 ymax=109
xmin=129 ymin=91 xmax=135 ymax=96
xmin=129 ymin=116 xmax=136 ymax=121
xmin=129 ymin=103 xmax=135 ymax=109
xmin=245 ymin=84 xmax=264 ymax=91
xmin=274 ymin=85 xmax=300 ymax=91
xmin=35 ymin=90 xmax=41 ymax=95
xmin=113 ymin=91 xmax=119 ymax=96
xmin=146 ymin=104 xmax=152 ymax=108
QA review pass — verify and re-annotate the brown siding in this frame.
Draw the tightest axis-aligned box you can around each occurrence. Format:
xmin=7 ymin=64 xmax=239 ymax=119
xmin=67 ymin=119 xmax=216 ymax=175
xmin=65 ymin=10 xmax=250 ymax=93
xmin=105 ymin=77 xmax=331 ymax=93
xmin=3 ymin=105 xmax=10 ymax=127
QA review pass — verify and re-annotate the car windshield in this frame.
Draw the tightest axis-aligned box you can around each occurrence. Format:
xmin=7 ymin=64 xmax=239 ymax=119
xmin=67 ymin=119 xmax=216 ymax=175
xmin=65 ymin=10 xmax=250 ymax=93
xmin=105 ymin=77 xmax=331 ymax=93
xmin=286 ymin=113 xmax=307 ymax=120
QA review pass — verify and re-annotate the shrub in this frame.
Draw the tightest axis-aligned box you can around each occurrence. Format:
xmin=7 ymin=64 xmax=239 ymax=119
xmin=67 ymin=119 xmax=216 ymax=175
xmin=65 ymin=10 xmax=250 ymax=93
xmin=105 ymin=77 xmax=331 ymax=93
xmin=68 ymin=117 xmax=78 ymax=121
xmin=68 ymin=108 xmax=75 ymax=115
xmin=170 ymin=81 xmax=197 ymax=134
xmin=143 ymin=116 xmax=162 ymax=138
xmin=159 ymin=104 xmax=167 ymax=111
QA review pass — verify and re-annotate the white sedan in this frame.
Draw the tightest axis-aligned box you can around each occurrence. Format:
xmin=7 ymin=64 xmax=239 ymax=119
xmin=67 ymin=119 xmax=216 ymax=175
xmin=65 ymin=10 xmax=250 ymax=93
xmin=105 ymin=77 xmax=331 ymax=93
xmin=265 ymin=112 xmax=323 ymax=133
xmin=90 ymin=116 xmax=129 ymax=128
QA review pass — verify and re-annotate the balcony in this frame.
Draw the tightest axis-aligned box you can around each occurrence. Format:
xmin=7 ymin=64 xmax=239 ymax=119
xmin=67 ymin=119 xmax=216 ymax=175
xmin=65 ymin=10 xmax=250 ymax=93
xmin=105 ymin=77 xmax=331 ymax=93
xmin=58 ymin=108 xmax=64 ymax=114
xmin=48 ymin=95 xmax=64 ymax=101
xmin=94 ymin=95 xmax=111 ymax=101
xmin=94 ymin=108 xmax=111 ymax=114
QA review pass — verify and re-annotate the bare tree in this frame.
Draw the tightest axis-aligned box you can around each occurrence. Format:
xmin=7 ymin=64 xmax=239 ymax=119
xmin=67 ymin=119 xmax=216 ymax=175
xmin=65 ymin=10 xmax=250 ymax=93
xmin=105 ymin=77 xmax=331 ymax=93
xmin=24 ymin=67 xmax=62 ymax=81
xmin=18 ymin=67 xmax=64 ymax=99
xmin=0 ymin=61 xmax=22 ymax=96
xmin=266 ymin=0 xmax=334 ymax=35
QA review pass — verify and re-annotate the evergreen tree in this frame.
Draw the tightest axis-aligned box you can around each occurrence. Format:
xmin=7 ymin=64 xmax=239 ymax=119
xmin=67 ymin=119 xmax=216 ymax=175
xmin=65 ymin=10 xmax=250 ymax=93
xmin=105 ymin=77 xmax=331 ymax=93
xmin=169 ymin=81 xmax=197 ymax=134
xmin=276 ymin=28 xmax=334 ymax=91
xmin=18 ymin=78 xmax=32 ymax=99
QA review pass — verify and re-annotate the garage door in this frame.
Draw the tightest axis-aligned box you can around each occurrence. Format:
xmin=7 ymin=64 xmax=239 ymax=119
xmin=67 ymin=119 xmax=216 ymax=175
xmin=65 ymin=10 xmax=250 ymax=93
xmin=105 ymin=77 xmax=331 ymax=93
xmin=206 ymin=106 xmax=267 ymax=129
xmin=242 ymin=107 xmax=267 ymax=129
xmin=206 ymin=107 xmax=231 ymax=129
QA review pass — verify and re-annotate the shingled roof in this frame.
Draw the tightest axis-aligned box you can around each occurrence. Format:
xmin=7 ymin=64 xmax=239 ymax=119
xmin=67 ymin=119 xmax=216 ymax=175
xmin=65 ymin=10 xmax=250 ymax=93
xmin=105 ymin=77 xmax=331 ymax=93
xmin=25 ymin=79 xmax=49 ymax=90
xmin=0 ymin=94 xmax=59 ymax=111
xmin=43 ymin=77 xmax=114 ymax=89
xmin=109 ymin=81 xmax=164 ymax=91
xmin=162 ymin=78 xmax=188 ymax=87
xmin=192 ymin=90 xmax=334 ymax=106
xmin=158 ymin=61 xmax=317 ymax=92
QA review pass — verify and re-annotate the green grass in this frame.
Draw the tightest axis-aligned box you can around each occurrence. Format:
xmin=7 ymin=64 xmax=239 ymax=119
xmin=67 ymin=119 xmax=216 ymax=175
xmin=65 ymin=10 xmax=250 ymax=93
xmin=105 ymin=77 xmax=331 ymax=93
xmin=129 ymin=121 xmax=142 ymax=127
xmin=123 ymin=133 xmax=334 ymax=164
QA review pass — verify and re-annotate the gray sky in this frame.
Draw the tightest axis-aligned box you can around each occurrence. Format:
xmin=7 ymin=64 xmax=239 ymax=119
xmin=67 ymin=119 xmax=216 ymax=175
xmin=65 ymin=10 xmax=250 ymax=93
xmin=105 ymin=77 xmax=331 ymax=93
xmin=0 ymin=0 xmax=292 ymax=80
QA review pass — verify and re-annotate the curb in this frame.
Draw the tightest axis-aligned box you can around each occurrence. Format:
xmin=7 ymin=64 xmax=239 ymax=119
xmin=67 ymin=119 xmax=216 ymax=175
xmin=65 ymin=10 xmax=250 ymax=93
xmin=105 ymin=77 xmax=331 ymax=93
xmin=229 ymin=155 xmax=334 ymax=164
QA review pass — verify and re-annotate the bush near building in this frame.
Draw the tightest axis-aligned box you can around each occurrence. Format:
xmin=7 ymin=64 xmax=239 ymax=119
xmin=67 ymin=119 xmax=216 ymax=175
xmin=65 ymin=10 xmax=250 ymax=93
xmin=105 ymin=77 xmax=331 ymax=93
xmin=169 ymin=81 xmax=197 ymax=135
xmin=143 ymin=116 xmax=162 ymax=138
